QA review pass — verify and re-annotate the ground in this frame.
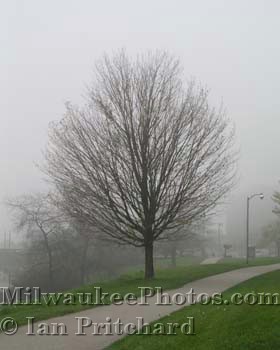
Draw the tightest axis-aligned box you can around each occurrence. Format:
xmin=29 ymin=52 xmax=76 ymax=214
xmin=1 ymin=257 xmax=280 ymax=349
xmin=2 ymin=256 xmax=280 ymax=327
xmin=107 ymin=268 xmax=280 ymax=350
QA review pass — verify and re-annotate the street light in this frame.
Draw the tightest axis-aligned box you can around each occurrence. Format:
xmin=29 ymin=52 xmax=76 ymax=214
xmin=217 ymin=223 xmax=223 ymax=255
xmin=246 ymin=193 xmax=264 ymax=264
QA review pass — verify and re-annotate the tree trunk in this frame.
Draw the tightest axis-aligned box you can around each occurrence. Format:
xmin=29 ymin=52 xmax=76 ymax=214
xmin=171 ymin=245 xmax=177 ymax=268
xmin=39 ymin=228 xmax=53 ymax=291
xmin=46 ymin=245 xmax=53 ymax=290
xmin=144 ymin=242 xmax=154 ymax=279
xmin=80 ymin=239 xmax=89 ymax=285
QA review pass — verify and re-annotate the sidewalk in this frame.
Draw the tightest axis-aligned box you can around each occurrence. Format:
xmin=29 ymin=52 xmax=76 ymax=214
xmin=200 ymin=257 xmax=222 ymax=264
xmin=1 ymin=263 xmax=280 ymax=350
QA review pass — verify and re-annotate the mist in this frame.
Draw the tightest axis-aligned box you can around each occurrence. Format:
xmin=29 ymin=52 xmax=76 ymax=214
xmin=1 ymin=0 xmax=280 ymax=279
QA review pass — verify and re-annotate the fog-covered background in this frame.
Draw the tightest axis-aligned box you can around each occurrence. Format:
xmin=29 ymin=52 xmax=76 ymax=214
xmin=1 ymin=0 xmax=280 ymax=249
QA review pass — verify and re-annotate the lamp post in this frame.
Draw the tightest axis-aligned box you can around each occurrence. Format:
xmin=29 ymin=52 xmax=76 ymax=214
xmin=217 ymin=223 xmax=223 ymax=255
xmin=246 ymin=193 xmax=264 ymax=264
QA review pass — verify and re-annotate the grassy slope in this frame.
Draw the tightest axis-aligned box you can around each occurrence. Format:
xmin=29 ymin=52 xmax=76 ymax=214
xmin=118 ymin=255 xmax=203 ymax=275
xmin=108 ymin=268 xmax=280 ymax=350
xmin=1 ymin=256 xmax=280 ymax=329
xmin=0 ymin=263 xmax=240 ymax=327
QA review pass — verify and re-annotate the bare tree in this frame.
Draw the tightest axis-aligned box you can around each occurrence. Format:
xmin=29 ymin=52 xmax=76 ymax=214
xmin=273 ymin=188 xmax=280 ymax=217
xmin=66 ymin=219 xmax=92 ymax=285
xmin=156 ymin=224 xmax=197 ymax=268
xmin=6 ymin=193 xmax=62 ymax=289
xmin=44 ymin=51 xmax=236 ymax=279
xmin=261 ymin=221 xmax=280 ymax=256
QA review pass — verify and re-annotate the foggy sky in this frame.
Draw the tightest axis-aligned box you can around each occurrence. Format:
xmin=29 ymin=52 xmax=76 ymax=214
xmin=1 ymin=0 xmax=280 ymax=234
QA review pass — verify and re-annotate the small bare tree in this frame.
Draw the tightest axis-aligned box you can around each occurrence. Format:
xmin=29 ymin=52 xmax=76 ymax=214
xmin=66 ymin=218 xmax=92 ymax=286
xmin=6 ymin=193 xmax=62 ymax=289
xmin=273 ymin=188 xmax=280 ymax=217
xmin=44 ymin=51 xmax=236 ymax=279
xmin=261 ymin=221 xmax=280 ymax=256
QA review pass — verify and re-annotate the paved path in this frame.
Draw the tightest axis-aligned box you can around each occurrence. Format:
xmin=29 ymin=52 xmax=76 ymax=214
xmin=200 ymin=257 xmax=222 ymax=264
xmin=1 ymin=263 xmax=280 ymax=350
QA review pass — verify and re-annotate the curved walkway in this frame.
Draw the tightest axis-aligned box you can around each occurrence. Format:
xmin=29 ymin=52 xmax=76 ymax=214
xmin=200 ymin=257 xmax=222 ymax=264
xmin=1 ymin=263 xmax=280 ymax=350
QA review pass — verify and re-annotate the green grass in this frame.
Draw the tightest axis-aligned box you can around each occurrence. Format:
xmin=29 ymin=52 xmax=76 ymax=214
xmin=120 ymin=255 xmax=203 ymax=274
xmin=0 ymin=262 xmax=246 ymax=328
xmin=155 ymin=255 xmax=203 ymax=268
xmin=2 ymin=256 xmax=279 ymax=332
xmin=107 ymin=269 xmax=280 ymax=350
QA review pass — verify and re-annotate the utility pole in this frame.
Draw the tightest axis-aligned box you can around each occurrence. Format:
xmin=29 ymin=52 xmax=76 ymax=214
xmin=8 ymin=232 xmax=11 ymax=288
xmin=246 ymin=197 xmax=249 ymax=264
xmin=217 ymin=223 xmax=223 ymax=255
xmin=246 ymin=193 xmax=264 ymax=264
